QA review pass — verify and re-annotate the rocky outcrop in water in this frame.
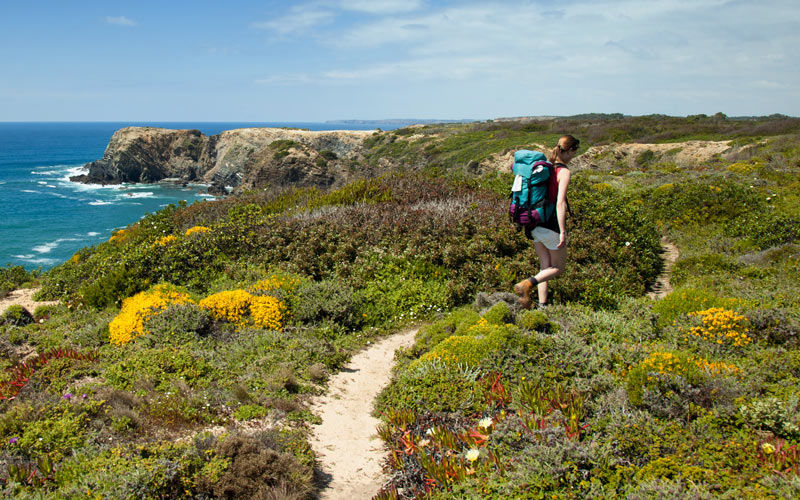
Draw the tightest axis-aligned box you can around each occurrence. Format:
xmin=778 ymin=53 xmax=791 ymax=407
xmin=71 ymin=127 xmax=375 ymax=193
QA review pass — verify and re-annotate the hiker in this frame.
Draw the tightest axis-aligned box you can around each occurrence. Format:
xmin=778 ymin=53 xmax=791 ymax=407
xmin=513 ymin=135 xmax=578 ymax=309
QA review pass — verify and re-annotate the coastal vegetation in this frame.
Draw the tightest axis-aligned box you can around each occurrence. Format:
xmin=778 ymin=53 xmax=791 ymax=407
xmin=2 ymin=114 xmax=800 ymax=498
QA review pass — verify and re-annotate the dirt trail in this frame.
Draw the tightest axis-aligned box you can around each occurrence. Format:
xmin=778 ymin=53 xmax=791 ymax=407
xmin=648 ymin=237 xmax=680 ymax=299
xmin=0 ymin=288 xmax=58 ymax=316
xmin=310 ymin=329 xmax=417 ymax=500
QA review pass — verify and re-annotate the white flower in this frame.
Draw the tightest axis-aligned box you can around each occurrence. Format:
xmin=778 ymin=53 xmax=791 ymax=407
xmin=478 ymin=417 xmax=493 ymax=429
xmin=625 ymin=241 xmax=631 ymax=247
xmin=425 ymin=428 xmax=435 ymax=436
xmin=465 ymin=449 xmax=480 ymax=462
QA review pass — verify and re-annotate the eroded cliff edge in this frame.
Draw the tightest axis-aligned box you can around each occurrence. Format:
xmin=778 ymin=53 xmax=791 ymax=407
xmin=71 ymin=127 xmax=375 ymax=193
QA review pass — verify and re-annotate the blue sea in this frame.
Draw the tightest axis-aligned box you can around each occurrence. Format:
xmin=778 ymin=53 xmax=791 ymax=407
xmin=0 ymin=122 xmax=400 ymax=271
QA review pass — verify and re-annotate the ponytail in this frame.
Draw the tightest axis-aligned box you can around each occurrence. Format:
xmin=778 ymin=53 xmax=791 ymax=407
xmin=548 ymin=145 xmax=562 ymax=163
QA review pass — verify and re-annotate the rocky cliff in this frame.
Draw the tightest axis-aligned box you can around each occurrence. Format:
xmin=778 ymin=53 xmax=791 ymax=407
xmin=71 ymin=127 xmax=375 ymax=193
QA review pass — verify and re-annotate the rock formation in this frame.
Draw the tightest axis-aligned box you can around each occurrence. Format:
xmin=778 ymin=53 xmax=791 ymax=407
xmin=71 ymin=127 xmax=376 ymax=193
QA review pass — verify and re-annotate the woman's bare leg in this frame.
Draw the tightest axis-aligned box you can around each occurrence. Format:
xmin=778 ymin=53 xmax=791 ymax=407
xmin=533 ymin=245 xmax=567 ymax=304
xmin=532 ymin=242 xmax=551 ymax=304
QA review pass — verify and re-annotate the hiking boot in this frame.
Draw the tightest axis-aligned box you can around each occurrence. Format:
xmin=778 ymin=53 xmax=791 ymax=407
xmin=514 ymin=279 xmax=534 ymax=309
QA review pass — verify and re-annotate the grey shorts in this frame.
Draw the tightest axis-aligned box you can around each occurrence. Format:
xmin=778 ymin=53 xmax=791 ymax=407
xmin=530 ymin=226 xmax=560 ymax=250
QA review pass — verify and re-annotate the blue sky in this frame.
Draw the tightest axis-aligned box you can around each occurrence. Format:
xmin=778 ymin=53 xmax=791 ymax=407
xmin=1 ymin=0 xmax=798 ymax=121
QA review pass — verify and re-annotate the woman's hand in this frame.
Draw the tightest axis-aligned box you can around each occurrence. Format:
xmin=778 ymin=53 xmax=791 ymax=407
xmin=558 ymin=231 xmax=567 ymax=248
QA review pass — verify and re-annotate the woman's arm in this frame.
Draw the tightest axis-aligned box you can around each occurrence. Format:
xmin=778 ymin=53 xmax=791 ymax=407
xmin=555 ymin=168 xmax=572 ymax=248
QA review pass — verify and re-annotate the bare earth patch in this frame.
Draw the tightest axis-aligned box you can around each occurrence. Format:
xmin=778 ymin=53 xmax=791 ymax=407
xmin=311 ymin=328 xmax=417 ymax=500
xmin=0 ymin=288 xmax=58 ymax=316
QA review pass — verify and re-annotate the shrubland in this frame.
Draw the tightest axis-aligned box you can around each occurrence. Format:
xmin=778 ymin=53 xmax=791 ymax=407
xmin=2 ymin=114 xmax=800 ymax=498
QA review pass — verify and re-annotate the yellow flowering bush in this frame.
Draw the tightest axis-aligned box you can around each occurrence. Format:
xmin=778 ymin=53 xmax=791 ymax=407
xmin=109 ymin=227 xmax=132 ymax=244
xmin=198 ymin=290 xmax=253 ymax=325
xmin=185 ymin=226 xmax=211 ymax=236
xmin=413 ymin=319 xmax=508 ymax=368
xmin=153 ymin=234 xmax=178 ymax=247
xmin=685 ymin=307 xmax=752 ymax=348
xmin=626 ymin=349 xmax=741 ymax=407
xmin=637 ymin=351 xmax=740 ymax=381
xmin=726 ymin=159 xmax=764 ymax=174
xmin=249 ymin=274 xmax=302 ymax=296
xmin=199 ymin=289 xmax=284 ymax=331
xmin=250 ymin=295 xmax=285 ymax=330
xmin=108 ymin=284 xmax=194 ymax=345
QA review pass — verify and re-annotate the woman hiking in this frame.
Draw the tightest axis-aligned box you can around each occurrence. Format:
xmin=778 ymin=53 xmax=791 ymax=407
xmin=514 ymin=134 xmax=578 ymax=309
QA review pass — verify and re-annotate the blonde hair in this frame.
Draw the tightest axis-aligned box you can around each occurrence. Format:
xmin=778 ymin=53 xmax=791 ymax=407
xmin=548 ymin=135 xmax=580 ymax=163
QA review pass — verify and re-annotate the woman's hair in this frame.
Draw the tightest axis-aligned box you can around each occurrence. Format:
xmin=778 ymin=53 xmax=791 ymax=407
xmin=548 ymin=135 xmax=580 ymax=163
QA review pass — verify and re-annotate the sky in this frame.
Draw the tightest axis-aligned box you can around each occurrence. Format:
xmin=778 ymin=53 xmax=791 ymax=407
xmin=1 ymin=0 xmax=798 ymax=121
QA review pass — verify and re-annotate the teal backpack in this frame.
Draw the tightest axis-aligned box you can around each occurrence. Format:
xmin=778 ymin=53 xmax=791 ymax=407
xmin=508 ymin=150 xmax=555 ymax=231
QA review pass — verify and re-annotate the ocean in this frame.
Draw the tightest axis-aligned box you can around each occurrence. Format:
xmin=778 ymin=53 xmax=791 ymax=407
xmin=0 ymin=122 xmax=400 ymax=271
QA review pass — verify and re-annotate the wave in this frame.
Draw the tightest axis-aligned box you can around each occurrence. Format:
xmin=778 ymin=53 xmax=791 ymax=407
xmin=89 ymin=200 xmax=114 ymax=206
xmin=15 ymin=256 xmax=59 ymax=265
xmin=12 ymin=254 xmax=35 ymax=259
xmin=87 ymin=232 xmax=100 ymax=236
xmin=122 ymin=192 xmax=155 ymax=199
xmin=32 ymin=237 xmax=81 ymax=254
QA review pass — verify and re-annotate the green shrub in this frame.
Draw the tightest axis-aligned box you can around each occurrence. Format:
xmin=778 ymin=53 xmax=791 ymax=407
xmin=104 ymin=347 xmax=218 ymax=392
xmin=652 ymin=287 xmax=743 ymax=329
xmin=516 ymin=310 xmax=550 ymax=331
xmin=1 ymin=305 xmax=34 ymax=327
xmin=671 ymin=253 xmax=742 ymax=287
xmin=739 ymin=397 xmax=800 ymax=440
xmin=199 ymin=432 xmax=313 ymax=499
xmin=483 ymin=302 xmax=511 ymax=325
xmin=233 ymin=404 xmax=269 ymax=421
xmin=747 ymin=308 xmax=799 ymax=345
xmin=724 ymin=211 xmax=800 ymax=249
xmin=413 ymin=307 xmax=480 ymax=355
xmin=142 ymin=303 xmax=213 ymax=345
xmin=32 ymin=304 xmax=62 ymax=322
xmin=376 ymin=360 xmax=486 ymax=413
xmin=292 ymin=278 xmax=363 ymax=329
xmin=0 ymin=264 xmax=37 ymax=292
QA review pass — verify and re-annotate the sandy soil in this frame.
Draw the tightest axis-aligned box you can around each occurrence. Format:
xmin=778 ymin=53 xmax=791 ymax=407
xmin=0 ymin=288 xmax=58 ymax=316
xmin=648 ymin=237 xmax=680 ymax=299
xmin=310 ymin=329 xmax=417 ymax=500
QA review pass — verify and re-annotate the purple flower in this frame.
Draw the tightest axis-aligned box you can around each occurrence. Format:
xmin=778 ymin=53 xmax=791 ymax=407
xmin=8 ymin=437 xmax=18 ymax=444
xmin=81 ymin=394 xmax=88 ymax=399
xmin=62 ymin=393 xmax=73 ymax=400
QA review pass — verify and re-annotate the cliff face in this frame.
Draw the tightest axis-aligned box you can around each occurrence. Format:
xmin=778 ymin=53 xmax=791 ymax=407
xmin=71 ymin=126 xmax=375 ymax=192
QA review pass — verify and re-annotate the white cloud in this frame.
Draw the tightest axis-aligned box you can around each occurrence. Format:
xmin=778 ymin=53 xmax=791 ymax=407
xmin=323 ymin=54 xmax=514 ymax=81
xmin=251 ymin=5 xmax=334 ymax=35
xmin=338 ymin=0 xmax=425 ymax=14
xmin=319 ymin=0 xmax=800 ymax=84
xmin=255 ymin=73 xmax=314 ymax=85
xmin=105 ymin=16 xmax=137 ymax=27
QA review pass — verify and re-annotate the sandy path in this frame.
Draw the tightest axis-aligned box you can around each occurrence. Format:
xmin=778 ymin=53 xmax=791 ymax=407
xmin=311 ymin=328 xmax=417 ymax=500
xmin=0 ymin=288 xmax=58 ymax=316
xmin=647 ymin=237 xmax=680 ymax=299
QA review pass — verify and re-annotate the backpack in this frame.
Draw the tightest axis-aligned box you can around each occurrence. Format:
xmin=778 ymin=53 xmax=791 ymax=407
xmin=508 ymin=150 xmax=556 ymax=231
